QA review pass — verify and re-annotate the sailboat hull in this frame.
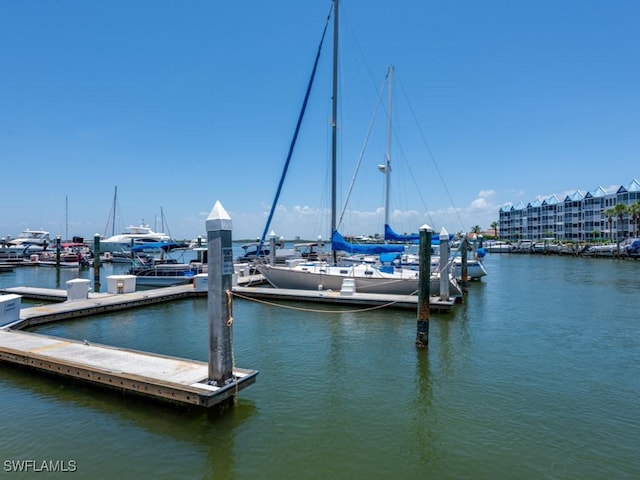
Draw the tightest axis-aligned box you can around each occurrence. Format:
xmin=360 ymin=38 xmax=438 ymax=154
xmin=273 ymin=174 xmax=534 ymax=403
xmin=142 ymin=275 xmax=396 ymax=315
xmin=259 ymin=263 xmax=460 ymax=297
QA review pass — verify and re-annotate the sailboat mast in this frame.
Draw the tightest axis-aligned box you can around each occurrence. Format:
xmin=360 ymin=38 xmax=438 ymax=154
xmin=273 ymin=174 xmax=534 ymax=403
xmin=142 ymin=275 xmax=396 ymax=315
xmin=384 ymin=65 xmax=393 ymax=229
xmin=65 ymin=195 xmax=69 ymax=242
xmin=331 ymin=0 xmax=339 ymax=262
xmin=112 ymin=186 xmax=117 ymax=236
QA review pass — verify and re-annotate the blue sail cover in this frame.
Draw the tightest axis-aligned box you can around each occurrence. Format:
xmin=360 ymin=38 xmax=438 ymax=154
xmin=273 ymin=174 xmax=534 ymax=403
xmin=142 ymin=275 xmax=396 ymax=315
xmin=131 ymin=242 xmax=185 ymax=252
xmin=331 ymin=231 xmax=405 ymax=254
xmin=384 ymin=224 xmax=420 ymax=243
xmin=383 ymin=224 xmax=456 ymax=245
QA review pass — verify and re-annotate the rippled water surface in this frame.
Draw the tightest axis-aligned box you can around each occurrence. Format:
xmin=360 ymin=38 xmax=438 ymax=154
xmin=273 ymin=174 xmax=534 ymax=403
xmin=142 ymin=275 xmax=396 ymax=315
xmin=1 ymin=254 xmax=639 ymax=479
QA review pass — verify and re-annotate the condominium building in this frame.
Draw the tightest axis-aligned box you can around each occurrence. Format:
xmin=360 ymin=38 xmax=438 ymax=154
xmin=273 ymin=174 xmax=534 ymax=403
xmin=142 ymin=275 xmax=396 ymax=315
xmin=499 ymin=178 xmax=640 ymax=242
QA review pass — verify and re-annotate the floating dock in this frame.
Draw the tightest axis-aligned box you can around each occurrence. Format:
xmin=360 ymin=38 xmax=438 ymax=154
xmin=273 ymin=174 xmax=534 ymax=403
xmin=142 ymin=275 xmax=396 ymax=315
xmin=0 ymin=284 xmax=258 ymax=408
xmin=232 ymin=286 xmax=456 ymax=312
xmin=0 ymin=329 xmax=257 ymax=407
xmin=2 ymin=285 xmax=198 ymax=329
xmin=0 ymin=273 xmax=449 ymax=407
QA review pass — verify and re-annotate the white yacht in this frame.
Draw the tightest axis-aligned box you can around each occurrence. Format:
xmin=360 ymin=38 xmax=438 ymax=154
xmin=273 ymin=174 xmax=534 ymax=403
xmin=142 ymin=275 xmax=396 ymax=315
xmin=1 ymin=229 xmax=51 ymax=256
xmin=100 ymin=225 xmax=171 ymax=253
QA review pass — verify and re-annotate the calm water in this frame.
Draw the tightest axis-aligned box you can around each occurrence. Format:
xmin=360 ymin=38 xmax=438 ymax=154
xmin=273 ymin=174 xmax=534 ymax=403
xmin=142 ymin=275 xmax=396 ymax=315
xmin=1 ymin=253 xmax=639 ymax=479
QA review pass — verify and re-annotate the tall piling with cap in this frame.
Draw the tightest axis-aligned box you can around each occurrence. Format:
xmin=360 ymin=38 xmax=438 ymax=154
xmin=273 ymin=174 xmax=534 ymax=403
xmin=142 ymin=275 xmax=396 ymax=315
xmin=55 ymin=235 xmax=61 ymax=268
xmin=416 ymin=224 xmax=432 ymax=348
xmin=439 ymin=227 xmax=451 ymax=300
xmin=269 ymin=231 xmax=277 ymax=265
xmin=206 ymin=201 xmax=235 ymax=387
xmin=460 ymin=235 xmax=469 ymax=298
xmin=196 ymin=236 xmax=203 ymax=262
xmin=93 ymin=233 xmax=101 ymax=292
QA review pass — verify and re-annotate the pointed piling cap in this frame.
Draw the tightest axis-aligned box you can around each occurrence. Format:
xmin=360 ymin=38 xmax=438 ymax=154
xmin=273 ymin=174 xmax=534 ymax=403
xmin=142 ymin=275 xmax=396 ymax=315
xmin=206 ymin=201 xmax=233 ymax=232
xmin=439 ymin=227 xmax=449 ymax=241
xmin=419 ymin=224 xmax=432 ymax=232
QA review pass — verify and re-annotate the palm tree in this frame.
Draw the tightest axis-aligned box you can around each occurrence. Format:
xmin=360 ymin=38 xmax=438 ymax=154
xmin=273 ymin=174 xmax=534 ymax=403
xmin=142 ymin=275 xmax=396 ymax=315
xmin=604 ymin=208 xmax=616 ymax=243
xmin=629 ymin=201 xmax=640 ymax=237
xmin=613 ymin=203 xmax=628 ymax=240
xmin=471 ymin=225 xmax=482 ymax=235
xmin=490 ymin=221 xmax=499 ymax=239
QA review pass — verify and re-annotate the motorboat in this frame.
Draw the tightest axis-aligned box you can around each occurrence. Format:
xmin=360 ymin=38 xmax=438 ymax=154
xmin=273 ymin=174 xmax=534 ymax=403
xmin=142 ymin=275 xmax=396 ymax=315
xmin=582 ymin=243 xmax=618 ymax=257
xmin=35 ymin=251 xmax=83 ymax=268
xmin=1 ymin=229 xmax=51 ymax=257
xmin=393 ymin=251 xmax=488 ymax=281
xmin=623 ymin=238 xmax=640 ymax=257
xmin=484 ymin=241 xmax=513 ymax=253
xmin=126 ymin=242 xmax=204 ymax=286
xmin=6 ymin=229 xmax=51 ymax=248
xmin=236 ymin=241 xmax=301 ymax=266
xmin=1 ymin=230 xmax=51 ymax=259
xmin=128 ymin=259 xmax=203 ymax=286
xmin=100 ymin=225 xmax=172 ymax=253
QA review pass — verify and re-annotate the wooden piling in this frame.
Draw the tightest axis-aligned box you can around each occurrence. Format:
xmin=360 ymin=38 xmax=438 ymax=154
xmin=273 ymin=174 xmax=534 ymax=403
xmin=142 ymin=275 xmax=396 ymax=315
xmin=460 ymin=236 xmax=469 ymax=297
xmin=416 ymin=224 xmax=432 ymax=348
xmin=55 ymin=235 xmax=61 ymax=267
xmin=93 ymin=234 xmax=101 ymax=292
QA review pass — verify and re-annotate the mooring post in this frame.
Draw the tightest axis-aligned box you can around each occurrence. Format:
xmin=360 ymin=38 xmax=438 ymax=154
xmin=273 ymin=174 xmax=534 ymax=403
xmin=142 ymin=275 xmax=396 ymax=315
xmin=206 ymin=201 xmax=235 ymax=385
xmin=93 ymin=233 xmax=101 ymax=292
xmin=269 ymin=231 xmax=277 ymax=265
xmin=471 ymin=233 xmax=478 ymax=260
xmin=416 ymin=224 xmax=432 ymax=348
xmin=55 ymin=235 xmax=61 ymax=268
xmin=460 ymin=235 xmax=469 ymax=297
xmin=439 ymin=227 xmax=450 ymax=300
xmin=196 ymin=236 xmax=203 ymax=262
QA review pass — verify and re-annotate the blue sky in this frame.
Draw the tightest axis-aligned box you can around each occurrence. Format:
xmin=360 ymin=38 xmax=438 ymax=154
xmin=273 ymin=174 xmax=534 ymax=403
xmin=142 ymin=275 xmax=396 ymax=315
xmin=2 ymin=0 xmax=639 ymax=241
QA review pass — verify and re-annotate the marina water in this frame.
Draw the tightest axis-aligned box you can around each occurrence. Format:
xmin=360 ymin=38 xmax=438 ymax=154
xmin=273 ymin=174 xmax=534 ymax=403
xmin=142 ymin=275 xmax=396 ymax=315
xmin=1 ymin=252 xmax=638 ymax=479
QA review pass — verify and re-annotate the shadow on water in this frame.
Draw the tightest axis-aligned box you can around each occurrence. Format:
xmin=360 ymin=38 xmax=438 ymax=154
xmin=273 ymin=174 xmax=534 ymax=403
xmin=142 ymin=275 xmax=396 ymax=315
xmin=0 ymin=356 xmax=256 ymax=479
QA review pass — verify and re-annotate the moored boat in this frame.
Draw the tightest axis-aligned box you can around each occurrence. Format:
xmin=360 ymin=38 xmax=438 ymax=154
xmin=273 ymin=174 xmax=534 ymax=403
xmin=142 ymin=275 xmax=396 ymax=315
xmin=126 ymin=242 xmax=204 ymax=287
xmin=100 ymin=225 xmax=172 ymax=254
xmin=259 ymin=260 xmax=459 ymax=296
xmin=484 ymin=241 xmax=513 ymax=253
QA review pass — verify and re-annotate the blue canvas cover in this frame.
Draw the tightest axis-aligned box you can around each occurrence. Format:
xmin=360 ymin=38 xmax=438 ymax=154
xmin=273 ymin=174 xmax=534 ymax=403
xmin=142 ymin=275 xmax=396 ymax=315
xmin=331 ymin=231 xmax=405 ymax=255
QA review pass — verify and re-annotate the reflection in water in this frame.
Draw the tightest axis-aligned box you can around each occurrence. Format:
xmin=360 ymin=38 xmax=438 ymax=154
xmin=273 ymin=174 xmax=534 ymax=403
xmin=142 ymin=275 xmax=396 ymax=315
xmin=2 ymin=254 xmax=640 ymax=478
xmin=0 ymin=361 xmax=256 ymax=479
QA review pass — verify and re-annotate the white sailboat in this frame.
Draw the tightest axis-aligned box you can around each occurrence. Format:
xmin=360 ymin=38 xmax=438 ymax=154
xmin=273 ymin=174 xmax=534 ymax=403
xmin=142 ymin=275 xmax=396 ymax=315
xmin=258 ymin=1 xmax=458 ymax=297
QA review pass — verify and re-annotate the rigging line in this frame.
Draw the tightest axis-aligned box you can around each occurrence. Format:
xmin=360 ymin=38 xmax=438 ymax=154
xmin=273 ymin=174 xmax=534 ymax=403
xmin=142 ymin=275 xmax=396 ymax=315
xmin=392 ymin=129 xmax=437 ymax=229
xmin=256 ymin=4 xmax=333 ymax=252
xmin=337 ymin=74 xmax=386 ymax=231
xmin=231 ymin=290 xmax=400 ymax=313
xmin=396 ymin=73 xmax=466 ymax=230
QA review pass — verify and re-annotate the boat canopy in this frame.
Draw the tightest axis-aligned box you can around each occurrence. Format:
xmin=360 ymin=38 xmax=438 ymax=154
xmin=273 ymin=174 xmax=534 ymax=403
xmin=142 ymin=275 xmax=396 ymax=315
xmin=331 ymin=231 xmax=405 ymax=255
xmin=131 ymin=242 xmax=185 ymax=252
